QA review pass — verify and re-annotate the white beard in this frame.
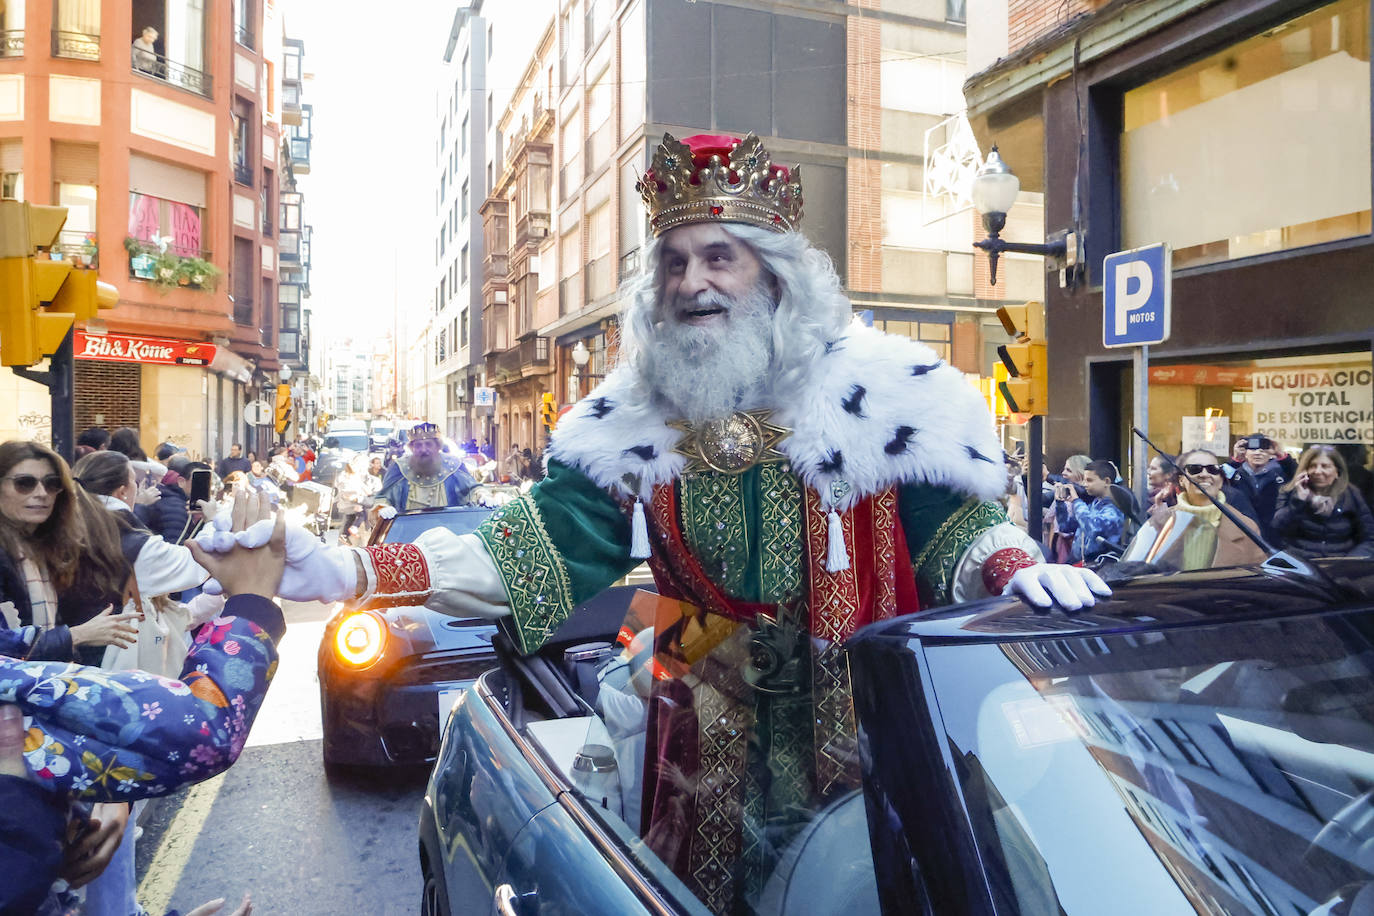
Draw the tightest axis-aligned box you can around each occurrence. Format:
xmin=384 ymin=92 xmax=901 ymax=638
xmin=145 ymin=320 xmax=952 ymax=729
xmin=644 ymin=285 xmax=776 ymax=425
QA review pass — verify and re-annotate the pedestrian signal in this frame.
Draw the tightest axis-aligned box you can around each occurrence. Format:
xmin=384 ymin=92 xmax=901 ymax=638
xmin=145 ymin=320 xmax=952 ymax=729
xmin=274 ymin=384 xmax=293 ymax=435
xmin=995 ymin=301 xmax=1048 ymax=416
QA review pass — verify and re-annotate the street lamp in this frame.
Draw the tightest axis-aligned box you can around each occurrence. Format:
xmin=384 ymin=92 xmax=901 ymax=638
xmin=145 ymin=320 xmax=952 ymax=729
xmin=972 ymin=146 xmax=1070 ymax=285
xmin=570 ymin=340 xmax=590 ymax=398
xmin=279 ymin=365 xmax=292 ymax=383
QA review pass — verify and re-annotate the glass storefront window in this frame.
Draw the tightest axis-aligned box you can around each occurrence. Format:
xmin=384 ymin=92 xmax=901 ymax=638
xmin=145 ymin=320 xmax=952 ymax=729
xmin=1121 ymin=0 xmax=1371 ymax=269
xmin=1147 ymin=350 xmax=1373 ymax=465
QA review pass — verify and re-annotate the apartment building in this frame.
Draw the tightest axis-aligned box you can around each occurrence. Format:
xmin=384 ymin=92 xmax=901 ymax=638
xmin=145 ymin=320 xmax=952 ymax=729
xmin=0 ymin=0 xmax=311 ymax=458
xmin=524 ymin=0 xmax=1040 ymax=442
xmin=964 ymin=0 xmax=1374 ymax=467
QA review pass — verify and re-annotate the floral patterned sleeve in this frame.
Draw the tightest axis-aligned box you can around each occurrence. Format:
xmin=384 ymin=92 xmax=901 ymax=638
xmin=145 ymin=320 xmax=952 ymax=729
xmin=0 ymin=594 xmax=285 ymax=802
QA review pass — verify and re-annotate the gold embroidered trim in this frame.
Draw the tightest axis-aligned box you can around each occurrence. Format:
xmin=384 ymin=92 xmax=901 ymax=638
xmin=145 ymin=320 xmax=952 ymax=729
xmin=475 ymin=494 xmax=575 ymax=655
xmin=757 ymin=464 xmax=805 ymax=606
xmin=911 ymin=498 xmax=1008 ymax=605
xmin=680 ymin=472 xmax=751 ymax=599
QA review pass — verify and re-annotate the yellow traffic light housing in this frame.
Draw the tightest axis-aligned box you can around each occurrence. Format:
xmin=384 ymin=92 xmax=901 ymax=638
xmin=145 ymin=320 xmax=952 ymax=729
xmin=274 ymin=384 xmax=293 ymax=435
xmin=994 ymin=301 xmax=1049 ymax=416
xmin=540 ymin=392 xmax=557 ymax=431
xmin=0 ymin=200 xmax=119 ymax=367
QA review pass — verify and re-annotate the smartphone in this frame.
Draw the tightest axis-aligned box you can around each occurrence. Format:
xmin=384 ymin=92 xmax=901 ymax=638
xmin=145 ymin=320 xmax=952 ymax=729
xmin=189 ymin=468 xmax=212 ymax=506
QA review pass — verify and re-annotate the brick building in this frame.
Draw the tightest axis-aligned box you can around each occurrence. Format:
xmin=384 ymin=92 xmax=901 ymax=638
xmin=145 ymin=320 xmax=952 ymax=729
xmin=0 ymin=0 xmax=308 ymax=459
xmin=965 ymin=0 xmax=1374 ymax=475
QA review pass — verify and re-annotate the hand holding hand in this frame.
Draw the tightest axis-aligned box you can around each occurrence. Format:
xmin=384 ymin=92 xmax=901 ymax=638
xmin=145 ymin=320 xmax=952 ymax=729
xmin=69 ymin=605 xmax=140 ymax=649
xmin=1004 ymin=563 xmax=1111 ymax=610
xmin=186 ymin=489 xmax=287 ymax=599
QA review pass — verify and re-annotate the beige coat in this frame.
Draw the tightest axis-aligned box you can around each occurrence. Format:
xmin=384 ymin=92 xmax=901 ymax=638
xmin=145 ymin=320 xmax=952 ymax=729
xmin=1122 ymin=503 xmax=1267 ymax=572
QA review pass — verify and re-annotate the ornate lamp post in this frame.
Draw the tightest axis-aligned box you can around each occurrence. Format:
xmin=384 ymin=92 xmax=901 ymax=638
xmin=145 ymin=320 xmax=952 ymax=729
xmin=972 ymin=147 xmax=1068 ymax=285
xmin=570 ymin=339 xmax=590 ymax=399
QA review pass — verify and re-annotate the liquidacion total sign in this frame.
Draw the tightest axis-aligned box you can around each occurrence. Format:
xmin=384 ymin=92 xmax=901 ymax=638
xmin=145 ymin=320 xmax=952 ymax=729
xmin=1252 ymin=366 xmax=1374 ymax=445
xmin=74 ymin=331 xmax=218 ymax=367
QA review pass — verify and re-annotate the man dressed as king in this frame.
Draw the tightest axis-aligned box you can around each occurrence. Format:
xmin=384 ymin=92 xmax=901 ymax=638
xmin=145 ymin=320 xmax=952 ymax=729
xmin=239 ymin=132 xmax=1108 ymax=914
xmin=375 ymin=422 xmax=476 ymax=512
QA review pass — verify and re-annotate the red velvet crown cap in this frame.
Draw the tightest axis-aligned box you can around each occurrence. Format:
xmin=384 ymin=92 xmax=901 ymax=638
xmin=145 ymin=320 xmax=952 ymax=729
xmin=649 ymin=134 xmax=792 ymax=184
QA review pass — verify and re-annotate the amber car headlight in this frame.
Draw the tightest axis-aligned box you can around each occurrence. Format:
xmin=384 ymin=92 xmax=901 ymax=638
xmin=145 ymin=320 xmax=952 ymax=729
xmin=334 ymin=611 xmax=388 ymax=668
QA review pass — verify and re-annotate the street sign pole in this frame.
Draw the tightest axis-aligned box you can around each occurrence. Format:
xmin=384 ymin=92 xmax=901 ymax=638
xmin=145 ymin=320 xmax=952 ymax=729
xmin=1134 ymin=344 xmax=1149 ymax=508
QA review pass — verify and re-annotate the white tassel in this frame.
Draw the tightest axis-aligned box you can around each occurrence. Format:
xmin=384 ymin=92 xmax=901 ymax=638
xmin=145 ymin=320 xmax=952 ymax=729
xmin=630 ymin=499 xmax=652 ymax=559
xmin=826 ymin=509 xmax=850 ymax=573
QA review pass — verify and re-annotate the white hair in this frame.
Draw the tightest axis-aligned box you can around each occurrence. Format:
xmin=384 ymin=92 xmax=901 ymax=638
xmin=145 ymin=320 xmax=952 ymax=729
xmin=618 ymin=224 xmax=852 ymax=400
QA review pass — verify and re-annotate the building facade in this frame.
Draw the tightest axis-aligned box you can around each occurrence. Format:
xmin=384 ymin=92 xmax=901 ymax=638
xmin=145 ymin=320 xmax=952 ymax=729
xmin=964 ymin=0 xmax=1374 ymax=473
xmin=0 ymin=0 xmax=312 ymax=459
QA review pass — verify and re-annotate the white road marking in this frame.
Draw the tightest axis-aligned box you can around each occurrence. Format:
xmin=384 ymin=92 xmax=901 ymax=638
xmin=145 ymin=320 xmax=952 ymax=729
xmin=137 ymin=771 xmax=227 ymax=914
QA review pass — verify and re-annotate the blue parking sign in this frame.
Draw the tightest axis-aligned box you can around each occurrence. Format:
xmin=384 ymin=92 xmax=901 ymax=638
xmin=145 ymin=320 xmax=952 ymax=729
xmin=1103 ymin=243 xmax=1171 ymax=348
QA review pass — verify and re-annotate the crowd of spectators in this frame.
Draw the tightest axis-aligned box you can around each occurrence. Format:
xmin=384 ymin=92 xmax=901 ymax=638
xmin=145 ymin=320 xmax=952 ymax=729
xmin=1005 ymin=434 xmax=1374 ymax=573
xmin=0 ymin=427 xmax=291 ymax=915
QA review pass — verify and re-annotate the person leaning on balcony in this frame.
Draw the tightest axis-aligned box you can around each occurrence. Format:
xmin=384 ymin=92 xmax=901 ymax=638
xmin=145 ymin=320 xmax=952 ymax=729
xmin=132 ymin=27 xmax=159 ymax=74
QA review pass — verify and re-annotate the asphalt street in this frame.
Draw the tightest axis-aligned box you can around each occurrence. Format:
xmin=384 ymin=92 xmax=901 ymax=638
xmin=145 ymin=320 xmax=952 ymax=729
xmin=133 ymin=596 xmax=430 ymax=916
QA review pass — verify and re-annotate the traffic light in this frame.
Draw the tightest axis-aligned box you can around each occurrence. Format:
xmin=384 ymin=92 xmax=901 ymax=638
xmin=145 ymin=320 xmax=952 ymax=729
xmin=0 ymin=200 xmax=118 ymax=367
xmin=994 ymin=301 xmax=1048 ymax=416
xmin=540 ymin=392 xmax=557 ymax=431
xmin=274 ymin=384 xmax=293 ymax=435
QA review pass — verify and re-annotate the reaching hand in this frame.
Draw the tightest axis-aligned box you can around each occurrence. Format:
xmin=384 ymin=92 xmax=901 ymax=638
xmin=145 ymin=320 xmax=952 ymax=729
xmin=186 ymin=893 xmax=253 ymax=916
xmin=1004 ymin=563 xmax=1111 ymax=610
xmin=60 ymin=801 xmax=129 ymax=888
xmin=186 ymin=489 xmax=287 ymax=599
xmin=69 ymin=605 xmax=140 ymax=649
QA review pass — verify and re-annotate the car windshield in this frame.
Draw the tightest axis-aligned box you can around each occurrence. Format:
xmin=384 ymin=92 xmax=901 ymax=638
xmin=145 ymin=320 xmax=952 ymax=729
xmin=923 ymin=612 xmax=1374 ymax=916
xmin=381 ymin=510 xmax=490 ymax=543
xmin=322 ymin=433 xmax=368 ymax=451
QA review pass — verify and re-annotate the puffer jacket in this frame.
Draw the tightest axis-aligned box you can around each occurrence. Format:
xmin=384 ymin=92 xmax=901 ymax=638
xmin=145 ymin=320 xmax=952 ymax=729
xmin=135 ymin=481 xmax=191 ymax=544
xmin=1272 ymin=486 xmax=1374 ymax=558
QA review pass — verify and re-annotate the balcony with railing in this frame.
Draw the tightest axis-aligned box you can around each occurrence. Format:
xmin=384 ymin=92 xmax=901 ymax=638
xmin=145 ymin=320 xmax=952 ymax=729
xmin=233 ymin=159 xmax=253 ymax=187
xmin=1 ymin=31 xmax=22 ymax=57
xmin=490 ymin=336 xmax=550 ymax=380
xmin=235 ymin=24 xmax=254 ymax=50
xmin=53 ymin=230 xmax=98 ymax=268
xmin=51 ymin=30 xmax=98 ymax=60
xmin=131 ymin=48 xmax=212 ymax=99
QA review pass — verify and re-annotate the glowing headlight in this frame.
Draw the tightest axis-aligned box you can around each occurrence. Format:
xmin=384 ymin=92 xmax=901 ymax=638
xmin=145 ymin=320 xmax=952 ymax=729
xmin=334 ymin=611 xmax=387 ymax=668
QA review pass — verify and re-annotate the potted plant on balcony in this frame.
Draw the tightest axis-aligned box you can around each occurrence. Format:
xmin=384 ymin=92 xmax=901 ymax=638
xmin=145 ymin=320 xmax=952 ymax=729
xmin=124 ymin=237 xmax=222 ymax=293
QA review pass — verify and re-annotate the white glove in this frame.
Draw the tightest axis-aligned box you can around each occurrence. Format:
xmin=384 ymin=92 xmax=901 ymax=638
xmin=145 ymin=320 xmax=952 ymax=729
xmin=1004 ymin=563 xmax=1111 ymax=610
xmin=377 ymin=505 xmax=397 ymax=520
xmin=195 ymin=513 xmax=357 ymax=603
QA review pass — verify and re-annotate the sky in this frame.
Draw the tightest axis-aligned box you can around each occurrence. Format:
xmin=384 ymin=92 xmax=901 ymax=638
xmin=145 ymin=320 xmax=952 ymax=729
xmin=283 ymin=0 xmax=457 ymax=350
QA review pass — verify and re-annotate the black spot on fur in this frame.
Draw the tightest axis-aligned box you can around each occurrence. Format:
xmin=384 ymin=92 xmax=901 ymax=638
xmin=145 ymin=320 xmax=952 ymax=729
xmin=966 ymin=446 xmax=995 ymax=464
xmin=911 ymin=361 xmax=944 ymax=377
xmin=589 ymin=397 xmax=614 ymax=419
xmin=623 ymin=445 xmax=657 ymax=461
xmin=824 ymin=340 xmax=844 ymax=354
xmin=842 ymin=384 xmax=866 ymax=418
xmin=885 ymin=426 xmax=917 ymax=455
xmin=819 ymin=450 xmax=844 ymax=474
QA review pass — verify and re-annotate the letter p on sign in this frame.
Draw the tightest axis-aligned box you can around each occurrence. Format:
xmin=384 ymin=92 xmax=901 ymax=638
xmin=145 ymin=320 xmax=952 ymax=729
xmin=1103 ymin=243 xmax=1171 ymax=348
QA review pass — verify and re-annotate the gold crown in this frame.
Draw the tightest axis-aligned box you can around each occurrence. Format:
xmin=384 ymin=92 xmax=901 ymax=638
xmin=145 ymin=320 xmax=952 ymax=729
xmin=637 ymin=133 xmax=803 ymax=236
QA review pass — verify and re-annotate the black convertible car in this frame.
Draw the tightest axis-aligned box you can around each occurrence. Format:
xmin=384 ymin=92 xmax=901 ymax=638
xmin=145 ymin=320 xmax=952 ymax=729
xmin=419 ymin=556 xmax=1374 ymax=915
xmin=318 ymin=506 xmax=499 ymax=772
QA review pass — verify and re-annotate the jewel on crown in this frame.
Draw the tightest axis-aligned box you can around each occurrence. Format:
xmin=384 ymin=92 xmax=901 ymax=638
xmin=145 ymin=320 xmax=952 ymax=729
xmin=636 ymin=132 xmax=804 ymax=236
xmin=407 ymin=423 xmax=441 ymax=442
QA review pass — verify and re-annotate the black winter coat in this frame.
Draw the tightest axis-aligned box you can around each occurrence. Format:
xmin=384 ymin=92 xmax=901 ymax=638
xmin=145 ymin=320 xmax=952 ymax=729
xmin=1227 ymin=457 xmax=1296 ymax=545
xmin=136 ymin=482 xmax=191 ymax=544
xmin=0 ymin=547 xmax=88 ymax=662
xmin=1272 ymin=486 xmax=1374 ymax=558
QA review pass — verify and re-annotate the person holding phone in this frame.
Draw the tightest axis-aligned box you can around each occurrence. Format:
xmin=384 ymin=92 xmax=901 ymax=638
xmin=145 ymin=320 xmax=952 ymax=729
xmin=1225 ymin=434 xmax=1296 ymax=544
xmin=1052 ymin=459 xmax=1127 ymax=564
xmin=1272 ymin=445 xmax=1374 ymax=558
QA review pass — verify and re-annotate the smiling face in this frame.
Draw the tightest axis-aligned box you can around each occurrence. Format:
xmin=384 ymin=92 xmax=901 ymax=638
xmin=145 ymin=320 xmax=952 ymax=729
xmin=1181 ymin=451 xmax=1224 ymax=504
xmin=1306 ymin=453 xmax=1340 ymax=491
xmin=659 ymin=223 xmax=768 ymax=329
xmin=0 ymin=458 xmax=60 ymax=530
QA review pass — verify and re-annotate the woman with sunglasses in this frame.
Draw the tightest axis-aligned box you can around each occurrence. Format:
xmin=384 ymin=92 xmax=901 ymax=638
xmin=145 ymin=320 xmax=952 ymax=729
xmin=1273 ymin=445 xmax=1374 ymax=558
xmin=1121 ymin=450 xmax=1267 ymax=572
xmin=0 ymin=441 xmax=140 ymax=661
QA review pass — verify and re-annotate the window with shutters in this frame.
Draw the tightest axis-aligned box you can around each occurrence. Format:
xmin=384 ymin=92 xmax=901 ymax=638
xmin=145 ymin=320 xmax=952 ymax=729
xmin=52 ymin=142 xmax=98 ymax=254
